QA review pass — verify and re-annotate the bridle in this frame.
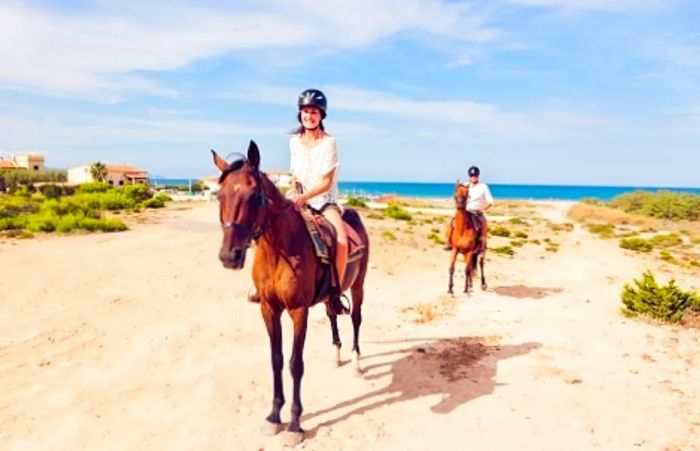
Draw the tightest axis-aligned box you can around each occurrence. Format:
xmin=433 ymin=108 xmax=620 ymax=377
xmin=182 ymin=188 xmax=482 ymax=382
xmin=454 ymin=188 xmax=468 ymax=209
xmin=219 ymin=166 xmax=289 ymax=243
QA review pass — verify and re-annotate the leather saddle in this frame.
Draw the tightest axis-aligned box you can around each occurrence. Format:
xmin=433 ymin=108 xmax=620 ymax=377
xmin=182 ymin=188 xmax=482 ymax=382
xmin=300 ymin=208 xmax=366 ymax=304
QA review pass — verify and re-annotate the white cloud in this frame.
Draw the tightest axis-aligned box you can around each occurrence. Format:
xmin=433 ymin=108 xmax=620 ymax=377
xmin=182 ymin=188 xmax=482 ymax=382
xmin=446 ymin=55 xmax=474 ymax=69
xmin=503 ymin=0 xmax=670 ymax=13
xmin=0 ymin=1 xmax=497 ymax=99
xmin=226 ymin=84 xmax=611 ymax=137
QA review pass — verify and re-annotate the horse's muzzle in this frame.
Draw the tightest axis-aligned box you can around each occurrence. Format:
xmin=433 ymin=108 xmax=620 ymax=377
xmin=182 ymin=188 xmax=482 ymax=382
xmin=219 ymin=246 xmax=247 ymax=270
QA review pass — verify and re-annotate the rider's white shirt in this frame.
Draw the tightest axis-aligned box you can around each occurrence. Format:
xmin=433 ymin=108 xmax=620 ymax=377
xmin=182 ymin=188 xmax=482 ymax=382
xmin=465 ymin=182 xmax=494 ymax=212
xmin=289 ymin=134 xmax=339 ymax=210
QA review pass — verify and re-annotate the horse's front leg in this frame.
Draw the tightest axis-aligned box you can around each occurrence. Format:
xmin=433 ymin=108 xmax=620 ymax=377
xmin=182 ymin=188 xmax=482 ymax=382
xmin=260 ymin=302 xmax=284 ymax=436
xmin=448 ymin=249 xmax=458 ymax=294
xmin=464 ymin=251 xmax=473 ymax=294
xmin=283 ymin=307 xmax=309 ymax=447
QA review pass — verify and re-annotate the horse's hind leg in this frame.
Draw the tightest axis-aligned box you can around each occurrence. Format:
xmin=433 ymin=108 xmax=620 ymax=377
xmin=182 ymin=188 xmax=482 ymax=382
xmin=326 ymin=307 xmax=342 ymax=367
xmin=479 ymin=252 xmax=487 ymax=290
xmin=350 ymin=283 xmax=364 ymax=375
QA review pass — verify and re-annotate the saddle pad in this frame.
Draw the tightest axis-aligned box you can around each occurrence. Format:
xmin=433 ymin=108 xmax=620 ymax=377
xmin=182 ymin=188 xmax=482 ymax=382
xmin=300 ymin=210 xmax=365 ymax=265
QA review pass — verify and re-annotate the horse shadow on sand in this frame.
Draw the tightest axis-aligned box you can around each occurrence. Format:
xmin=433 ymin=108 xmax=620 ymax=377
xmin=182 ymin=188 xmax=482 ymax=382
xmin=302 ymin=337 xmax=541 ymax=436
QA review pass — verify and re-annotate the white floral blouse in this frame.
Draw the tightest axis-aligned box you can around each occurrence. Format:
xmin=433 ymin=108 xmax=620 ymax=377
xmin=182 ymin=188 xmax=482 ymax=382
xmin=289 ymin=134 xmax=339 ymax=210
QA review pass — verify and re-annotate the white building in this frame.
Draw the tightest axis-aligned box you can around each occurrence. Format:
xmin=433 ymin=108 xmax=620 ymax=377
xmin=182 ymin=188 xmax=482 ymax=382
xmin=0 ymin=153 xmax=45 ymax=171
xmin=68 ymin=164 xmax=149 ymax=186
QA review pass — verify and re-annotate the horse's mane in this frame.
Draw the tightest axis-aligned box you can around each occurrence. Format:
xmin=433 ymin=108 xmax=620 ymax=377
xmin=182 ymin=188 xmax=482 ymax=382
xmin=218 ymin=158 xmax=246 ymax=184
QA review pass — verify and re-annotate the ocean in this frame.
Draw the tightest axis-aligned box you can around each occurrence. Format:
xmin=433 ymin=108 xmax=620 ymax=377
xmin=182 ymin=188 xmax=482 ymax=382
xmin=150 ymin=179 xmax=700 ymax=202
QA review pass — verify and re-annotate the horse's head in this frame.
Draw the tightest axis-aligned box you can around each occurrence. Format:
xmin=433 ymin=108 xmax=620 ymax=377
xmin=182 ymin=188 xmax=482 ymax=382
xmin=212 ymin=140 xmax=267 ymax=270
xmin=454 ymin=180 xmax=469 ymax=209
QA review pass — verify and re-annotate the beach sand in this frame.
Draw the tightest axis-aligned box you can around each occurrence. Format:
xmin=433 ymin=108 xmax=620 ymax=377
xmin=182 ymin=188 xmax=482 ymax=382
xmin=1 ymin=200 xmax=699 ymax=450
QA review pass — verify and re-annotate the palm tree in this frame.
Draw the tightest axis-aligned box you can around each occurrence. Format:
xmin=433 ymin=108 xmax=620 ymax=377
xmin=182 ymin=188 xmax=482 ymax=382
xmin=90 ymin=161 xmax=108 ymax=182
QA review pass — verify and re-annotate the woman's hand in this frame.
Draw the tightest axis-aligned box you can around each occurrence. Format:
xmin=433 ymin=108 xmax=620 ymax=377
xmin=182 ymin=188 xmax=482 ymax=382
xmin=292 ymin=194 xmax=307 ymax=211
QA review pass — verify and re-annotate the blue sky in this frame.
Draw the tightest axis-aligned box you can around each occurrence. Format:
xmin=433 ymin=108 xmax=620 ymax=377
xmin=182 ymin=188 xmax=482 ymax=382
xmin=1 ymin=0 xmax=699 ymax=187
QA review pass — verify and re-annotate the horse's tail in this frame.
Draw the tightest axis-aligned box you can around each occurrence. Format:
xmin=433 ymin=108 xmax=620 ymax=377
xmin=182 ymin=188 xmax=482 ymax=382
xmin=342 ymin=207 xmax=370 ymax=268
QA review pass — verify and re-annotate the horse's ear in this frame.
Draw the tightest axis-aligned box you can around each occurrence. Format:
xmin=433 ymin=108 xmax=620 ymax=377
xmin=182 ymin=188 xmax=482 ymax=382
xmin=247 ymin=140 xmax=260 ymax=169
xmin=211 ymin=149 xmax=228 ymax=172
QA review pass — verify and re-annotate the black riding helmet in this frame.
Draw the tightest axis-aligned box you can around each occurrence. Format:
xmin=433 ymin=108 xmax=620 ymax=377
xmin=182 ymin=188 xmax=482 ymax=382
xmin=468 ymin=166 xmax=480 ymax=177
xmin=297 ymin=88 xmax=327 ymax=119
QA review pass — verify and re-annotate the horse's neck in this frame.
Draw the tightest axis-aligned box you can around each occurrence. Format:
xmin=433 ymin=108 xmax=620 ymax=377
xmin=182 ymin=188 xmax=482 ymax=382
xmin=455 ymin=208 xmax=472 ymax=230
xmin=257 ymin=205 xmax=306 ymax=262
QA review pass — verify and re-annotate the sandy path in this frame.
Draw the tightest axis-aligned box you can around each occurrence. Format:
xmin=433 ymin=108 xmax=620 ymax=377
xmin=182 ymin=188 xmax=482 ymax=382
xmin=1 ymin=202 xmax=698 ymax=450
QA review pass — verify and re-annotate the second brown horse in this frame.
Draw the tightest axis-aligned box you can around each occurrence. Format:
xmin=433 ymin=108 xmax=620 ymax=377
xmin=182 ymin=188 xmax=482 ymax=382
xmin=447 ymin=182 xmax=487 ymax=294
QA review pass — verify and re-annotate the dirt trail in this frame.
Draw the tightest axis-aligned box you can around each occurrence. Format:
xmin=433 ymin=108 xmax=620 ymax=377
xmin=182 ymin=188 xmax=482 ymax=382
xmin=1 ymin=202 xmax=698 ymax=450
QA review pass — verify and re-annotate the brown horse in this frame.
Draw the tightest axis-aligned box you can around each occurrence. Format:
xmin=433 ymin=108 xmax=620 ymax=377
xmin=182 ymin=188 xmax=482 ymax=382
xmin=212 ymin=140 xmax=370 ymax=446
xmin=447 ymin=182 xmax=487 ymax=294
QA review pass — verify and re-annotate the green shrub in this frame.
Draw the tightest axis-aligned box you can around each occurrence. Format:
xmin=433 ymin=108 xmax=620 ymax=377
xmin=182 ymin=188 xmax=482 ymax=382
xmin=514 ymin=231 xmax=528 ymax=239
xmin=530 ymin=238 xmax=541 ymax=245
xmin=490 ymin=225 xmax=511 ymax=237
xmin=38 ymin=183 xmax=64 ymax=199
xmin=154 ymin=193 xmax=172 ymax=202
xmin=140 ymin=198 xmax=165 ymax=209
xmin=384 ymin=203 xmax=412 ymax=221
xmin=589 ymin=223 xmax=615 ymax=239
xmin=78 ymin=182 xmax=112 ymax=193
xmin=345 ymin=197 xmax=368 ymax=208
xmin=427 ymin=232 xmax=445 ymax=245
xmin=367 ymin=213 xmax=384 ymax=220
xmin=616 ymin=230 xmax=640 ymax=238
xmin=610 ymin=190 xmax=700 ymax=221
xmin=546 ymin=243 xmax=559 ymax=252
xmin=0 ymin=169 xmax=67 ymax=192
xmin=123 ymin=183 xmax=151 ymax=202
xmin=0 ymin=195 xmax=40 ymax=218
xmin=510 ymin=239 xmax=526 ymax=247
xmin=620 ymin=237 xmax=654 ymax=253
xmin=659 ymin=250 xmax=676 ymax=263
xmin=491 ymin=245 xmax=515 ymax=256
xmin=508 ymin=217 xmax=525 ymax=225
xmin=621 ymin=271 xmax=700 ymax=322
xmin=382 ymin=230 xmax=397 ymax=240
xmin=649 ymin=233 xmax=683 ymax=248
xmin=581 ymin=197 xmax=604 ymax=206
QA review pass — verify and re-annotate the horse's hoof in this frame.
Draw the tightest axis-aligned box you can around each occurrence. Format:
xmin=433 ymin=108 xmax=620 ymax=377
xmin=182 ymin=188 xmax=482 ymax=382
xmin=334 ymin=347 xmax=342 ymax=367
xmin=282 ymin=430 xmax=304 ymax=447
xmin=260 ymin=420 xmax=283 ymax=437
xmin=481 ymin=284 xmax=488 ymax=290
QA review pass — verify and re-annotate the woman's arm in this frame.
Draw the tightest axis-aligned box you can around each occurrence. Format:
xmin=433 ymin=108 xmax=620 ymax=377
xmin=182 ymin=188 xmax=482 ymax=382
xmin=293 ymin=168 xmax=335 ymax=209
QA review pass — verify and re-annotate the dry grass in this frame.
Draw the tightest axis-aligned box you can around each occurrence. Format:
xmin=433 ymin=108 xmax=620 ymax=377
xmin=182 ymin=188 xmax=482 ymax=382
xmin=568 ymin=203 xmax=700 ymax=236
xmin=402 ymin=296 xmax=457 ymax=324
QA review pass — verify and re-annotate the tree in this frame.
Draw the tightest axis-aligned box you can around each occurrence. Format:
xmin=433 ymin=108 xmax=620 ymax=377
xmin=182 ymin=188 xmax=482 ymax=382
xmin=90 ymin=161 xmax=108 ymax=182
